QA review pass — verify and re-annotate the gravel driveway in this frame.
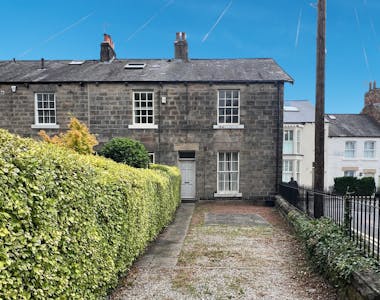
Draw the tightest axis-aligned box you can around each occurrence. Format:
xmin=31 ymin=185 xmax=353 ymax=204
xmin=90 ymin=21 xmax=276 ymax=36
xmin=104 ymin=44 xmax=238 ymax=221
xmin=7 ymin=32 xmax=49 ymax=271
xmin=110 ymin=202 xmax=337 ymax=300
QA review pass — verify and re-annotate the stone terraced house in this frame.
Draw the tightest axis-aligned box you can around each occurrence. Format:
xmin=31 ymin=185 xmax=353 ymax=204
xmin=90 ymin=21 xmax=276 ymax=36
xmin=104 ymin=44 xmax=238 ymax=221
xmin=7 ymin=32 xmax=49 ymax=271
xmin=0 ymin=32 xmax=293 ymax=201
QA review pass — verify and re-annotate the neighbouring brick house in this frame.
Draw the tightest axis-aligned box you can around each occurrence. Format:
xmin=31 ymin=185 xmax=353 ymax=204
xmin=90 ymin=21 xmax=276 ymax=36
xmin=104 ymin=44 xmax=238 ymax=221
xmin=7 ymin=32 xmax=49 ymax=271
xmin=0 ymin=33 xmax=293 ymax=201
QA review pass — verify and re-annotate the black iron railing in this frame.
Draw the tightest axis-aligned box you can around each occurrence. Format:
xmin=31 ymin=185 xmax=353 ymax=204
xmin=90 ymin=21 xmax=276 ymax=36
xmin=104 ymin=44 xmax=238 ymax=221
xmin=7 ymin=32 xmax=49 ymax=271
xmin=279 ymin=183 xmax=380 ymax=261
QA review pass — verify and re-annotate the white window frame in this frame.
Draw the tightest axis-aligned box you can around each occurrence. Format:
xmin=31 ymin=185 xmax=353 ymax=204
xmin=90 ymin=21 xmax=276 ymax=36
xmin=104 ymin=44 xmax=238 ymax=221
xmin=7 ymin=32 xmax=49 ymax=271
xmin=214 ymin=90 xmax=244 ymax=129
xmin=296 ymin=129 xmax=301 ymax=154
xmin=296 ymin=160 xmax=301 ymax=182
xmin=282 ymin=160 xmax=294 ymax=183
xmin=128 ymin=91 xmax=158 ymax=129
xmin=344 ymin=170 xmax=356 ymax=177
xmin=283 ymin=130 xmax=294 ymax=154
xmin=364 ymin=141 xmax=376 ymax=159
xmin=215 ymin=152 xmax=242 ymax=197
xmin=31 ymin=92 xmax=60 ymax=129
xmin=344 ymin=141 xmax=356 ymax=158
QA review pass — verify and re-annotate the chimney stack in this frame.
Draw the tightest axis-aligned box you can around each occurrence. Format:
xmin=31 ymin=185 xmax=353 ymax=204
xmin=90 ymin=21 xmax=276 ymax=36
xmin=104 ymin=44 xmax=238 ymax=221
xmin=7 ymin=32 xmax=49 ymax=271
xmin=362 ymin=80 xmax=380 ymax=124
xmin=100 ymin=33 xmax=116 ymax=62
xmin=174 ymin=32 xmax=188 ymax=61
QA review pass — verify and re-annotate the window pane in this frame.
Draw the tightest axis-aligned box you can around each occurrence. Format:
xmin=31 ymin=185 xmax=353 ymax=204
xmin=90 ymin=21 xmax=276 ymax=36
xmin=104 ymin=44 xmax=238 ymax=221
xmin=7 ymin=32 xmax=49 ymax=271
xmin=147 ymin=93 xmax=153 ymax=100
xmin=134 ymin=93 xmax=140 ymax=100
xmin=233 ymin=91 xmax=239 ymax=98
xmin=37 ymin=94 xmax=42 ymax=101
xmin=141 ymin=93 xmax=146 ymax=100
xmin=148 ymin=117 xmax=153 ymax=123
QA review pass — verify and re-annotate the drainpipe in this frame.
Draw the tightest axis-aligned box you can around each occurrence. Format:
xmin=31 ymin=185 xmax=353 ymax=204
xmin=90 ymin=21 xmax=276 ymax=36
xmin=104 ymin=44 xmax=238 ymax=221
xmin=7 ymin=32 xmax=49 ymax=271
xmin=275 ymin=82 xmax=282 ymax=194
xmin=158 ymin=84 xmax=162 ymax=162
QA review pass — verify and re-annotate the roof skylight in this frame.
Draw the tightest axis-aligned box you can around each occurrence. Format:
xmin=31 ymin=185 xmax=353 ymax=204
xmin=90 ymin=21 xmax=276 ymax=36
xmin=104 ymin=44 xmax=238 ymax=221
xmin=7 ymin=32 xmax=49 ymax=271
xmin=124 ymin=63 xmax=146 ymax=69
xmin=284 ymin=106 xmax=299 ymax=112
xmin=69 ymin=60 xmax=85 ymax=65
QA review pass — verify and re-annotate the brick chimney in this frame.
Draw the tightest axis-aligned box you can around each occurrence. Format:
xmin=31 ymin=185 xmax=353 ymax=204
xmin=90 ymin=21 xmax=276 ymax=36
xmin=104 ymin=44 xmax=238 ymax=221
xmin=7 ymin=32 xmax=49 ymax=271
xmin=361 ymin=81 xmax=380 ymax=124
xmin=100 ymin=33 xmax=116 ymax=62
xmin=174 ymin=32 xmax=188 ymax=61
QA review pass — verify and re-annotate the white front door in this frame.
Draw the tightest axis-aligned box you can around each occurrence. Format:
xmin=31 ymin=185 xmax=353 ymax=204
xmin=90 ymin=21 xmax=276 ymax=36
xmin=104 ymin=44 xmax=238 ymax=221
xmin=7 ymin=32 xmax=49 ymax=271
xmin=179 ymin=160 xmax=196 ymax=199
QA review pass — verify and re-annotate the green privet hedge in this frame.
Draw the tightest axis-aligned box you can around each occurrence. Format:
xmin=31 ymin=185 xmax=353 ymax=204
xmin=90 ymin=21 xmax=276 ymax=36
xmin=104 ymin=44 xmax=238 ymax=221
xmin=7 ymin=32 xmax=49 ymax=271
xmin=288 ymin=211 xmax=378 ymax=287
xmin=334 ymin=176 xmax=376 ymax=195
xmin=0 ymin=129 xmax=181 ymax=299
xmin=99 ymin=137 xmax=150 ymax=168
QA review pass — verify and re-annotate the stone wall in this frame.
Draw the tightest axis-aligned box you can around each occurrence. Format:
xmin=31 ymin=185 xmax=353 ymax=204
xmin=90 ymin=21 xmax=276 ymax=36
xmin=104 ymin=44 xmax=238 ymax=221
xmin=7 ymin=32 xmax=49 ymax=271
xmin=0 ymin=81 xmax=283 ymax=200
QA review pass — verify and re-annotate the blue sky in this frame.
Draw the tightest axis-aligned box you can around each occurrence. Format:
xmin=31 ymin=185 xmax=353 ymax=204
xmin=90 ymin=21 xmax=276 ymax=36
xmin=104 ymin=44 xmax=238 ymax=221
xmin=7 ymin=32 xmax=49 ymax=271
xmin=1 ymin=0 xmax=380 ymax=113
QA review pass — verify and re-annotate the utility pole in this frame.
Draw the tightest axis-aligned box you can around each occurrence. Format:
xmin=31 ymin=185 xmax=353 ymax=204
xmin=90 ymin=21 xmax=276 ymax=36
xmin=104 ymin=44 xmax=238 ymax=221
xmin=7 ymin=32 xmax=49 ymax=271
xmin=314 ymin=0 xmax=326 ymax=218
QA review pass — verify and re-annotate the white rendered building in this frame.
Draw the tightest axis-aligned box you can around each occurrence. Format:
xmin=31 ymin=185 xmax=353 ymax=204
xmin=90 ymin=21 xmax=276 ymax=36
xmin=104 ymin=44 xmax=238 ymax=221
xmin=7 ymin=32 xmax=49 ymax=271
xmin=283 ymin=100 xmax=322 ymax=187
xmin=325 ymin=114 xmax=380 ymax=190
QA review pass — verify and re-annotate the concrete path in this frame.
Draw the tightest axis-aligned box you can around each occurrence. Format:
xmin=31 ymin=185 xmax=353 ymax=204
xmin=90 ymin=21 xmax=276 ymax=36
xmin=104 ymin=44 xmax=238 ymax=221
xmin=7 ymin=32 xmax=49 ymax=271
xmin=134 ymin=203 xmax=195 ymax=269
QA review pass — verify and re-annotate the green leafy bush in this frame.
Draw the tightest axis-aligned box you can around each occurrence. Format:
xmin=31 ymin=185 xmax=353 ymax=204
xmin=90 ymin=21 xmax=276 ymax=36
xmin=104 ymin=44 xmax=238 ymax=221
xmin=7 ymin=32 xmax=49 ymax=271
xmin=356 ymin=177 xmax=376 ymax=196
xmin=334 ymin=176 xmax=376 ymax=196
xmin=99 ymin=137 xmax=150 ymax=168
xmin=0 ymin=129 xmax=181 ymax=299
xmin=288 ymin=211 xmax=378 ymax=287
xmin=334 ymin=177 xmax=357 ymax=195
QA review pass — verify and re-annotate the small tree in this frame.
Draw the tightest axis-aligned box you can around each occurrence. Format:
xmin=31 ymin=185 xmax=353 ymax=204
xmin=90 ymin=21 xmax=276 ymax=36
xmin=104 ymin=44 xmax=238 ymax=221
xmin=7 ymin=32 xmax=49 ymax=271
xmin=39 ymin=117 xmax=98 ymax=154
xmin=99 ymin=137 xmax=150 ymax=168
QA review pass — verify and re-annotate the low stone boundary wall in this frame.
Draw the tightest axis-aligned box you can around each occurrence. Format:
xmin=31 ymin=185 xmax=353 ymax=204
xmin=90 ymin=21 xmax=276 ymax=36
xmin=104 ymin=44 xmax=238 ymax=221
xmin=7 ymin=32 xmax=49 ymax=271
xmin=275 ymin=195 xmax=380 ymax=300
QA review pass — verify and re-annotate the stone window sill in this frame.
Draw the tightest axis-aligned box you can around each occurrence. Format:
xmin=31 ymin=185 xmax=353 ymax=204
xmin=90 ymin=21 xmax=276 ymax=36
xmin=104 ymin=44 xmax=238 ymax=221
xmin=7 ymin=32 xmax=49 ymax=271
xmin=213 ymin=124 xmax=244 ymax=129
xmin=31 ymin=124 xmax=60 ymax=129
xmin=128 ymin=124 xmax=158 ymax=129
xmin=214 ymin=192 xmax=242 ymax=198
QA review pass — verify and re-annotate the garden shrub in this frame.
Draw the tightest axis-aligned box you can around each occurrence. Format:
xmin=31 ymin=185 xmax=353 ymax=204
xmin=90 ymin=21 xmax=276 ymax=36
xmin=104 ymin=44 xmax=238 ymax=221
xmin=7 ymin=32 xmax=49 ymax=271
xmin=0 ymin=129 xmax=181 ymax=299
xmin=288 ymin=211 xmax=378 ymax=287
xmin=334 ymin=176 xmax=376 ymax=196
xmin=356 ymin=177 xmax=376 ymax=196
xmin=39 ymin=117 xmax=98 ymax=154
xmin=334 ymin=176 xmax=357 ymax=195
xmin=99 ymin=137 xmax=150 ymax=168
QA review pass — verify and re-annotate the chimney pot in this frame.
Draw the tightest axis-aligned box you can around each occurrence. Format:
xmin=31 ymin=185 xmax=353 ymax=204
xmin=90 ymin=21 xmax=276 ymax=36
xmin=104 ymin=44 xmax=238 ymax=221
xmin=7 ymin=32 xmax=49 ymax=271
xmin=370 ymin=81 xmax=373 ymax=91
xmin=41 ymin=58 xmax=45 ymax=69
xmin=374 ymin=80 xmax=377 ymax=89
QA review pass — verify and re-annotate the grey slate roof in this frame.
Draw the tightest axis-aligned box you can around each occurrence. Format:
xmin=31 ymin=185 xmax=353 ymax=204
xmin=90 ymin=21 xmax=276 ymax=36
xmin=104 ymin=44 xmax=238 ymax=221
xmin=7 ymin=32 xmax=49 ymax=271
xmin=284 ymin=100 xmax=315 ymax=123
xmin=0 ymin=58 xmax=293 ymax=83
xmin=328 ymin=114 xmax=380 ymax=137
